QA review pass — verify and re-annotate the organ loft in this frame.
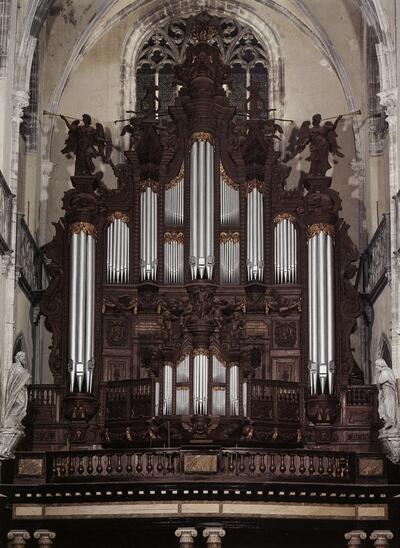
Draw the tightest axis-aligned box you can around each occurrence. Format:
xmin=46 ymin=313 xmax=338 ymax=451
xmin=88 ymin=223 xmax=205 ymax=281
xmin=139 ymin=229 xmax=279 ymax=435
xmin=1 ymin=10 xmax=395 ymax=548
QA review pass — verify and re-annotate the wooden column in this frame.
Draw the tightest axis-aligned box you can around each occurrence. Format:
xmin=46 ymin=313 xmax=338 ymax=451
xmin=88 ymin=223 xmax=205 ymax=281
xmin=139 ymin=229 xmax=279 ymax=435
xmin=34 ymin=530 xmax=56 ymax=547
xmin=203 ymin=527 xmax=226 ymax=548
xmin=370 ymin=531 xmax=394 ymax=548
xmin=175 ymin=528 xmax=197 ymax=548
xmin=344 ymin=531 xmax=367 ymax=547
xmin=7 ymin=531 xmax=30 ymax=548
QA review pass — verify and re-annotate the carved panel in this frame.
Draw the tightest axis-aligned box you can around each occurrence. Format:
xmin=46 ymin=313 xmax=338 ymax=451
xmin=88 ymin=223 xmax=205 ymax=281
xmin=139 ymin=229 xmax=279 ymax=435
xmin=104 ymin=358 xmax=129 ymax=382
xmin=272 ymin=358 xmax=299 ymax=382
xmin=273 ymin=321 xmax=297 ymax=349
xmin=104 ymin=320 xmax=129 ymax=347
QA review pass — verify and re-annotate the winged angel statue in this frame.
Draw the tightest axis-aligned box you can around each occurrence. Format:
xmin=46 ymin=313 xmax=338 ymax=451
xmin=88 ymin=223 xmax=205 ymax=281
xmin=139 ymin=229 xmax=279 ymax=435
xmin=61 ymin=113 xmax=112 ymax=175
xmin=290 ymin=113 xmax=344 ymax=176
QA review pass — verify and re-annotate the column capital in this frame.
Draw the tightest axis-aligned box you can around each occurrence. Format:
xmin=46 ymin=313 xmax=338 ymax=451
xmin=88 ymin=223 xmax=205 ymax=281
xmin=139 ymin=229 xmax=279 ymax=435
xmin=345 ymin=530 xmax=367 ymax=546
xmin=175 ymin=528 xmax=197 ymax=542
xmin=203 ymin=528 xmax=226 ymax=542
xmin=7 ymin=530 xmax=30 ymax=545
xmin=11 ymin=89 xmax=30 ymax=124
xmin=370 ymin=530 xmax=394 ymax=546
xmin=378 ymin=87 xmax=398 ymax=118
xmin=33 ymin=530 xmax=56 ymax=546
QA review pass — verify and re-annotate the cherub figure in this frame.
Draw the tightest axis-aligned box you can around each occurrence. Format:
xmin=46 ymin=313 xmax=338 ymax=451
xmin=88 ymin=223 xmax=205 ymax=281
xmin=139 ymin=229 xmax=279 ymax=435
xmin=292 ymin=113 xmax=344 ymax=176
xmin=60 ymin=113 xmax=109 ymax=175
xmin=120 ymin=117 xmax=140 ymax=150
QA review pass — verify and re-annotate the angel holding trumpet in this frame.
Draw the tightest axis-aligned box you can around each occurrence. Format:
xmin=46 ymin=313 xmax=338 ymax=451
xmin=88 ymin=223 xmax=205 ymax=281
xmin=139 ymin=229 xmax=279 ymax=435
xmin=45 ymin=110 xmax=112 ymax=175
xmin=289 ymin=112 xmax=345 ymax=176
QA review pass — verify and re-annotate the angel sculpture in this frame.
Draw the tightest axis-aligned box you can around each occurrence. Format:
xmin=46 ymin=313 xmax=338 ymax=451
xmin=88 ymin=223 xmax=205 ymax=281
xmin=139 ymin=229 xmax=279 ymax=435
xmin=120 ymin=116 xmax=141 ymax=151
xmin=291 ymin=113 xmax=344 ymax=176
xmin=61 ymin=113 xmax=111 ymax=175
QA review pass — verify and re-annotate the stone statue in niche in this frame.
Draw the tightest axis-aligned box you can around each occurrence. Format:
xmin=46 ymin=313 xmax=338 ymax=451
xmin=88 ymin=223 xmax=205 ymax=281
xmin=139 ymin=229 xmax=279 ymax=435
xmin=61 ymin=114 xmax=111 ymax=175
xmin=0 ymin=351 xmax=31 ymax=460
xmin=291 ymin=113 xmax=344 ymax=175
xmin=376 ymin=358 xmax=399 ymax=432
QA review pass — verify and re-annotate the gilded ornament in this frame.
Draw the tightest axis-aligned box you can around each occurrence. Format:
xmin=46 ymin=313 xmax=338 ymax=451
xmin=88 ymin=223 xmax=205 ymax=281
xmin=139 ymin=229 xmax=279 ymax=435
xmin=140 ymin=179 xmax=160 ymax=193
xmin=69 ymin=221 xmax=97 ymax=238
xmin=306 ymin=223 xmax=335 ymax=239
xmin=165 ymin=165 xmax=184 ymax=190
xmin=193 ymin=348 xmax=209 ymax=357
xmin=220 ymin=231 xmax=240 ymax=244
xmin=274 ymin=212 xmax=295 ymax=224
xmin=107 ymin=211 xmax=129 ymax=225
xmin=220 ymin=164 xmax=239 ymax=190
xmin=246 ymin=178 xmax=264 ymax=194
xmin=190 ymin=132 xmax=214 ymax=145
xmin=164 ymin=231 xmax=184 ymax=244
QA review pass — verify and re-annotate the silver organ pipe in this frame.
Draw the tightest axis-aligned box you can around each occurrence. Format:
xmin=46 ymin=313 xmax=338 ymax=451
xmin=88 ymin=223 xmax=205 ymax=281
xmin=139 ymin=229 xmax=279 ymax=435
xmin=189 ymin=135 xmax=214 ymax=280
xmin=246 ymin=180 xmax=264 ymax=281
xmin=229 ymin=364 xmax=240 ymax=416
xmin=212 ymin=355 xmax=226 ymax=416
xmin=165 ymin=166 xmax=184 ymax=225
xmin=176 ymin=355 xmax=190 ymax=415
xmin=274 ymin=213 xmax=297 ymax=283
xmin=193 ymin=351 xmax=208 ymax=415
xmin=164 ymin=232 xmax=184 ymax=284
xmin=140 ymin=181 xmax=158 ymax=281
xmin=220 ymin=232 xmax=240 ymax=283
xmin=154 ymin=381 xmax=160 ymax=416
xmin=307 ymin=224 xmax=335 ymax=395
xmin=220 ymin=165 xmax=239 ymax=225
xmin=68 ymin=223 xmax=96 ymax=393
xmin=106 ymin=213 xmax=130 ymax=283
xmin=162 ymin=362 xmax=173 ymax=415
xmin=242 ymin=380 xmax=248 ymax=417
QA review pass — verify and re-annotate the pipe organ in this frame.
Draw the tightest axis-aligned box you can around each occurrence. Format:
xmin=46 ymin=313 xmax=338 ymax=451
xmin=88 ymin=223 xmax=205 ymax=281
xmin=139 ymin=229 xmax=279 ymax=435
xmin=38 ymin=11 xmax=372 ymax=459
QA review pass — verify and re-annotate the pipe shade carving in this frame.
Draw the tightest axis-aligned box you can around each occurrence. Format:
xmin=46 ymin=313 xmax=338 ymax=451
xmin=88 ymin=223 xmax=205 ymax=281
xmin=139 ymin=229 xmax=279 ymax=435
xmin=274 ymin=214 xmax=297 ymax=284
xmin=106 ymin=214 xmax=129 ymax=284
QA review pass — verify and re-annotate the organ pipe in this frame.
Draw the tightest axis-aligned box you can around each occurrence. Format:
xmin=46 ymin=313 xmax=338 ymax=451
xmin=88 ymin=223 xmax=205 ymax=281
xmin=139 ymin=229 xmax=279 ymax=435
xmin=162 ymin=362 xmax=173 ymax=414
xmin=68 ymin=222 xmax=96 ymax=393
xmin=193 ymin=350 xmax=208 ymax=415
xmin=140 ymin=181 xmax=158 ymax=281
xmin=189 ymin=135 xmax=214 ymax=280
xmin=274 ymin=213 xmax=297 ymax=283
xmin=164 ymin=232 xmax=184 ymax=284
xmin=307 ymin=224 xmax=335 ymax=395
xmin=220 ymin=165 xmax=239 ymax=225
xmin=246 ymin=180 xmax=264 ymax=281
xmin=106 ymin=213 xmax=130 ymax=283
xmin=165 ymin=166 xmax=184 ymax=225
xmin=220 ymin=232 xmax=240 ymax=283
xmin=229 ymin=364 xmax=240 ymax=416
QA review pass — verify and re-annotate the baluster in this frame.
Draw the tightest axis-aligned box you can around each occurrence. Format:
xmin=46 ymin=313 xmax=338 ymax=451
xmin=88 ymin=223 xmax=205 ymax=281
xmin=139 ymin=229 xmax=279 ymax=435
xmin=335 ymin=457 xmax=341 ymax=478
xmin=146 ymin=454 xmax=153 ymax=473
xmin=136 ymin=454 xmax=143 ymax=473
xmin=106 ymin=455 xmax=112 ymax=474
xmin=126 ymin=453 xmax=133 ymax=473
xmin=60 ymin=457 xmax=66 ymax=477
xmin=167 ymin=453 xmax=173 ymax=473
xmin=327 ymin=456 xmax=333 ymax=475
xmin=289 ymin=455 xmax=296 ymax=474
xmin=68 ymin=455 xmax=75 ymax=476
xmin=96 ymin=455 xmax=103 ymax=474
xmin=52 ymin=458 xmax=58 ymax=478
xmin=259 ymin=454 xmax=266 ymax=473
xmin=308 ymin=456 xmax=315 ymax=476
xmin=87 ymin=455 xmax=93 ymax=475
xmin=318 ymin=456 xmax=324 ymax=475
xmin=344 ymin=457 xmax=350 ymax=478
xmin=78 ymin=456 xmax=84 ymax=475
xmin=238 ymin=453 xmax=245 ymax=473
xmin=249 ymin=455 xmax=256 ymax=473
xmin=299 ymin=455 xmax=306 ymax=475
xmin=279 ymin=454 xmax=286 ymax=474
xmin=269 ymin=454 xmax=276 ymax=474
xmin=116 ymin=454 xmax=123 ymax=474
xmin=157 ymin=454 xmax=163 ymax=473
xmin=228 ymin=453 xmax=235 ymax=473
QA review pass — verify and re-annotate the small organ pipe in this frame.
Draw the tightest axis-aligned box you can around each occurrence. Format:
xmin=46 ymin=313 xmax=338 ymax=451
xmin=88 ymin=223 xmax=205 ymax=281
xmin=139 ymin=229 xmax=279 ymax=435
xmin=274 ymin=214 xmax=297 ymax=284
xmin=106 ymin=214 xmax=130 ymax=284
xmin=68 ymin=233 xmax=78 ymax=391
xmin=76 ymin=230 xmax=87 ymax=392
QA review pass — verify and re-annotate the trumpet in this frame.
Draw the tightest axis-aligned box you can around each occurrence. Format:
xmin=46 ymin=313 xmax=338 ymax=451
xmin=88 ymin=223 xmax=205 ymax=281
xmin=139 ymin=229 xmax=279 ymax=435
xmin=321 ymin=109 xmax=361 ymax=121
xmin=43 ymin=110 xmax=78 ymax=120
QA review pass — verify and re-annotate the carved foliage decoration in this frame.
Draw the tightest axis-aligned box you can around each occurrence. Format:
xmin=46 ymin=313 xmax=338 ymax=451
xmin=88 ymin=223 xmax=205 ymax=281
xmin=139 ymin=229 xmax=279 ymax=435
xmin=274 ymin=322 xmax=297 ymax=348
xmin=105 ymin=321 xmax=129 ymax=347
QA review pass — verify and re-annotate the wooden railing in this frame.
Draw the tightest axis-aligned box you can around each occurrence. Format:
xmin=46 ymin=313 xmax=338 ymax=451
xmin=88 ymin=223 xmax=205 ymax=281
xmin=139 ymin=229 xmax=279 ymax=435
xmin=47 ymin=447 xmax=355 ymax=483
xmin=101 ymin=379 xmax=154 ymax=421
xmin=250 ymin=379 xmax=304 ymax=423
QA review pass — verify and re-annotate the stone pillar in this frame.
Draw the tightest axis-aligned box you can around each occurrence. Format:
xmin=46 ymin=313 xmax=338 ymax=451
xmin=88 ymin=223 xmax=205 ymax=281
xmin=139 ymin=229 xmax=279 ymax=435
xmin=7 ymin=530 xmax=30 ymax=548
xmin=370 ymin=531 xmax=394 ymax=548
xmin=344 ymin=530 xmax=367 ymax=547
xmin=34 ymin=530 xmax=56 ymax=547
xmin=175 ymin=528 xmax=197 ymax=548
xmin=203 ymin=527 xmax=226 ymax=548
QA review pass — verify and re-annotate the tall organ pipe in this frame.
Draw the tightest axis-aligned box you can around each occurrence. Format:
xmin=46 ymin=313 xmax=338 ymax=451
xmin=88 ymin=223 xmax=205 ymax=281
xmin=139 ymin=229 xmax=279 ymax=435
xmin=140 ymin=181 xmax=158 ymax=281
xmin=220 ymin=232 xmax=240 ymax=283
xmin=164 ymin=232 xmax=184 ymax=284
xmin=162 ymin=363 xmax=173 ymax=415
xmin=106 ymin=213 xmax=130 ymax=283
xmin=193 ymin=351 xmax=208 ymax=415
xmin=189 ymin=136 xmax=214 ymax=280
xmin=246 ymin=182 xmax=264 ymax=281
xmin=68 ymin=223 xmax=96 ymax=393
xmin=274 ymin=214 xmax=297 ymax=284
xmin=307 ymin=224 xmax=335 ymax=395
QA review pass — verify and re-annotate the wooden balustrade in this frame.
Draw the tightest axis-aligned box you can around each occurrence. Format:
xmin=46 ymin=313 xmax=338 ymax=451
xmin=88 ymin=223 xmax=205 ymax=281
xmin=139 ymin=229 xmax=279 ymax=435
xmin=47 ymin=448 xmax=355 ymax=482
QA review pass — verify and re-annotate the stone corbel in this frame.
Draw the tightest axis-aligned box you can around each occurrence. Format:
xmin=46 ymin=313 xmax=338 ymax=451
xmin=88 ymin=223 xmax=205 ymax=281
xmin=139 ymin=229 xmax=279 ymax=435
xmin=345 ymin=530 xmax=367 ymax=547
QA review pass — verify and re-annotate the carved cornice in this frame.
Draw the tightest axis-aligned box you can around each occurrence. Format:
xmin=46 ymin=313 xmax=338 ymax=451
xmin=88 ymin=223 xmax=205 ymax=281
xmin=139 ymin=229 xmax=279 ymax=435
xmin=274 ymin=212 xmax=295 ymax=224
xmin=220 ymin=231 xmax=240 ymax=244
xmin=190 ymin=132 xmax=214 ymax=145
xmin=164 ymin=231 xmax=184 ymax=244
xmin=306 ymin=223 xmax=335 ymax=239
xmin=107 ymin=212 xmax=129 ymax=225
xmin=140 ymin=179 xmax=160 ymax=193
xmin=246 ymin=178 xmax=264 ymax=194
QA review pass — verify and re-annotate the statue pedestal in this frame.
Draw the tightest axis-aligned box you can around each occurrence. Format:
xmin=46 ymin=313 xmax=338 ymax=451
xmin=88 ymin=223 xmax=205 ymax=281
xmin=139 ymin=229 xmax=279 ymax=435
xmin=378 ymin=428 xmax=400 ymax=463
xmin=0 ymin=428 xmax=24 ymax=460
